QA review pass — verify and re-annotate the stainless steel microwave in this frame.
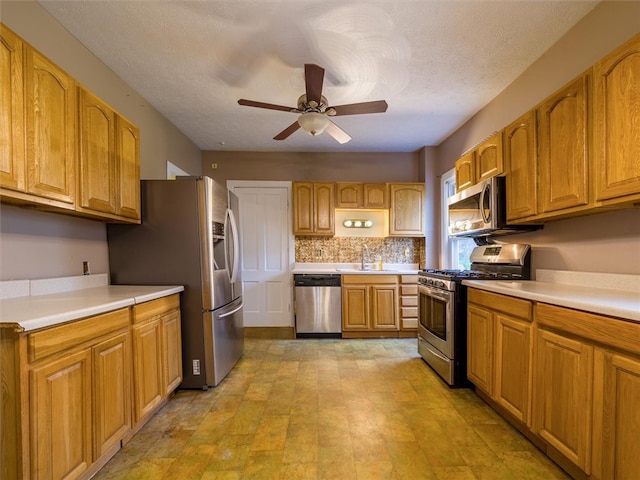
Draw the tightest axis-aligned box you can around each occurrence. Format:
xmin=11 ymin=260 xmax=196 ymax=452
xmin=447 ymin=176 xmax=541 ymax=238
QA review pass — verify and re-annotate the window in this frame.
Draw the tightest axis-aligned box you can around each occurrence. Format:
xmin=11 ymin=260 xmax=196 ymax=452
xmin=440 ymin=168 xmax=475 ymax=270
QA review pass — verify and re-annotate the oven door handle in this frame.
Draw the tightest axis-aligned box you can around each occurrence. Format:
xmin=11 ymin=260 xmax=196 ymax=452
xmin=419 ymin=284 xmax=454 ymax=302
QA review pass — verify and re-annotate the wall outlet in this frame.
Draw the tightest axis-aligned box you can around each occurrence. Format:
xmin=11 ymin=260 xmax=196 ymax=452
xmin=315 ymin=249 xmax=323 ymax=257
xmin=192 ymin=359 xmax=201 ymax=375
xmin=404 ymin=248 xmax=410 ymax=257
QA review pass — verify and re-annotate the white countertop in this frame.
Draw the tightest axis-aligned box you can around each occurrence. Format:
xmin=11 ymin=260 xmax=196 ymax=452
xmin=292 ymin=263 xmax=420 ymax=275
xmin=463 ymin=270 xmax=640 ymax=322
xmin=0 ymin=275 xmax=184 ymax=332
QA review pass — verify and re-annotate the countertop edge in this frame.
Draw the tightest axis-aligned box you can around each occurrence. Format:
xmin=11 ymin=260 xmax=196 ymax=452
xmin=462 ymin=279 xmax=640 ymax=322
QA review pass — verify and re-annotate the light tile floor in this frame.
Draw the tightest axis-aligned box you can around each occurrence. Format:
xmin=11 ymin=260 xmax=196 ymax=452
xmin=94 ymin=338 xmax=570 ymax=480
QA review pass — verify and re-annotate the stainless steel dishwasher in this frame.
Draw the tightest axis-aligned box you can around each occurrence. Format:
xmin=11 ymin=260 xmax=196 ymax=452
xmin=294 ymin=274 xmax=342 ymax=338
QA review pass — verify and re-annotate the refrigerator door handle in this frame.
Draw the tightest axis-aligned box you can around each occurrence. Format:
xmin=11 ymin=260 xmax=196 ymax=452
xmin=218 ymin=302 xmax=243 ymax=319
xmin=225 ymin=208 xmax=240 ymax=283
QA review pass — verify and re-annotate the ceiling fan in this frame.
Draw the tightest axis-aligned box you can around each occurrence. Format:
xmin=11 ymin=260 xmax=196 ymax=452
xmin=238 ymin=64 xmax=388 ymax=144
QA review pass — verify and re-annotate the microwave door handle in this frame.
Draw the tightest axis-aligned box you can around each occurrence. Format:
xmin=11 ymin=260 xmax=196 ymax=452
xmin=480 ymin=183 xmax=491 ymax=224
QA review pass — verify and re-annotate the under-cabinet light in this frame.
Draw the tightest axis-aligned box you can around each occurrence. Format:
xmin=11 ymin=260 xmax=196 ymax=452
xmin=343 ymin=219 xmax=373 ymax=228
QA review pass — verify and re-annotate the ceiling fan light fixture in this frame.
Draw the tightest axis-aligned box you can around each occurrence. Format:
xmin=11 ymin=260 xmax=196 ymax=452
xmin=298 ymin=112 xmax=329 ymax=136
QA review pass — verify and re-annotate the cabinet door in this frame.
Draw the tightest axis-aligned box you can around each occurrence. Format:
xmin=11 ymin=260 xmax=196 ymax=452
xmin=342 ymin=285 xmax=369 ymax=330
xmin=0 ymin=25 xmax=25 ymax=192
xmin=494 ymin=314 xmax=532 ymax=425
xmin=115 ymin=116 xmax=141 ymax=220
xmin=161 ymin=309 xmax=183 ymax=394
xmin=292 ymin=182 xmax=314 ymax=234
xmin=313 ymin=182 xmax=335 ymax=235
xmin=132 ymin=319 xmax=164 ymax=423
xmin=25 ymin=46 xmax=76 ymax=204
xmin=593 ymin=33 xmax=640 ymax=202
xmin=363 ymin=183 xmax=388 ymax=208
xmin=467 ymin=305 xmax=494 ymax=394
xmin=389 ymin=183 xmax=425 ymax=236
xmin=476 ymin=131 xmax=504 ymax=182
xmin=533 ymin=328 xmax=593 ymax=473
xmin=505 ymin=111 xmax=537 ymax=221
xmin=596 ymin=351 xmax=640 ymax=480
xmin=538 ymin=74 xmax=589 ymax=213
xmin=336 ymin=182 xmax=363 ymax=208
xmin=78 ymin=87 xmax=116 ymax=214
xmin=93 ymin=331 xmax=131 ymax=459
xmin=455 ymin=152 xmax=476 ymax=191
xmin=370 ymin=284 xmax=399 ymax=330
xmin=30 ymin=349 xmax=92 ymax=480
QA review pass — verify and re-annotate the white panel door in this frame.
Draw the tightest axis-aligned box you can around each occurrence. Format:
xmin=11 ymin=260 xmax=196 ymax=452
xmin=232 ymin=185 xmax=291 ymax=327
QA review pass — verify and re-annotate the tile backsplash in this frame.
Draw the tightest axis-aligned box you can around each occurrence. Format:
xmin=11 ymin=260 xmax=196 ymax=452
xmin=296 ymin=237 xmax=425 ymax=266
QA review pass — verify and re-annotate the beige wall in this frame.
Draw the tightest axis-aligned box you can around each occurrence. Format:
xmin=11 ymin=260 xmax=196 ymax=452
xmin=0 ymin=1 xmax=201 ymax=281
xmin=437 ymin=1 xmax=640 ymax=275
xmin=201 ymin=151 xmax=421 ymax=184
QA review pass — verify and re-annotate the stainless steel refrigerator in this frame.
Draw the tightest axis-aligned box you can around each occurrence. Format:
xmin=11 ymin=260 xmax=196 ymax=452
xmin=107 ymin=176 xmax=243 ymax=389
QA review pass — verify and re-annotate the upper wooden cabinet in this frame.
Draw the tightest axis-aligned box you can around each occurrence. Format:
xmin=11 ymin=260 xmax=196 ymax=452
xmin=455 ymin=132 xmax=504 ymax=192
xmin=0 ymin=23 xmax=140 ymax=223
xmin=25 ymin=44 xmax=76 ymax=205
xmin=504 ymin=110 xmax=538 ymax=221
xmin=476 ymin=131 xmax=504 ymax=183
xmin=292 ymin=181 xmax=334 ymax=236
xmin=593 ymin=33 xmax=640 ymax=204
xmin=0 ymin=24 xmax=25 ymax=193
xmin=78 ymin=87 xmax=141 ymax=221
xmin=389 ymin=183 xmax=425 ymax=236
xmin=335 ymin=182 xmax=388 ymax=208
xmin=538 ymin=73 xmax=590 ymax=214
xmin=454 ymin=151 xmax=476 ymax=192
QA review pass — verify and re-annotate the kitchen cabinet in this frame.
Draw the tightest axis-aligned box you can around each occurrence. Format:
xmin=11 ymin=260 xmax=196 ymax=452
xmin=399 ymin=274 xmax=418 ymax=335
xmin=0 ymin=23 xmax=140 ymax=223
xmin=538 ymin=73 xmax=590 ymax=214
xmin=593 ymin=33 xmax=640 ymax=204
xmin=342 ymin=274 xmax=399 ymax=337
xmin=454 ymin=151 xmax=476 ymax=192
xmin=25 ymin=43 xmax=77 ymax=205
xmin=132 ymin=294 xmax=182 ymax=424
xmin=533 ymin=327 xmax=593 ymax=473
xmin=592 ymin=350 xmax=640 ymax=480
xmin=467 ymin=289 xmax=533 ymax=425
xmin=0 ymin=24 xmax=25 ymax=193
xmin=389 ymin=183 xmax=425 ymax=236
xmin=504 ymin=110 xmax=538 ymax=221
xmin=77 ymin=88 xmax=141 ymax=221
xmin=476 ymin=131 xmax=504 ymax=183
xmin=292 ymin=181 xmax=334 ymax=235
xmin=335 ymin=182 xmax=388 ymax=208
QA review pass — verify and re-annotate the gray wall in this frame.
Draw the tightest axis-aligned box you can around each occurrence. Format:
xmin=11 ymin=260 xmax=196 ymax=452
xmin=0 ymin=1 xmax=201 ymax=280
xmin=437 ymin=1 xmax=640 ymax=275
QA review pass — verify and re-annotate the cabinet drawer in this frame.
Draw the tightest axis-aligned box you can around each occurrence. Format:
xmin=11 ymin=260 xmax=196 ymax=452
xmin=468 ymin=288 xmax=532 ymax=321
xmin=28 ymin=308 xmax=130 ymax=363
xmin=401 ymin=295 xmax=417 ymax=307
xmin=401 ymin=306 xmax=418 ymax=318
xmin=133 ymin=294 xmax=180 ymax=324
xmin=401 ymin=284 xmax=417 ymax=295
xmin=400 ymin=275 xmax=418 ymax=284
xmin=342 ymin=275 xmax=398 ymax=285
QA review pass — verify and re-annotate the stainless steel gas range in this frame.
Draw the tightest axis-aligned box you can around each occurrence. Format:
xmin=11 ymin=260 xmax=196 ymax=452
xmin=417 ymin=243 xmax=531 ymax=387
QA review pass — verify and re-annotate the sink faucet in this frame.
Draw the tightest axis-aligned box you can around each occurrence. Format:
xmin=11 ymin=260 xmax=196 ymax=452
xmin=361 ymin=244 xmax=370 ymax=270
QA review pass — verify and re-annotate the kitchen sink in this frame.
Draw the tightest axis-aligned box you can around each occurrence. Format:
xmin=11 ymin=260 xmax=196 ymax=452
xmin=335 ymin=268 xmax=398 ymax=273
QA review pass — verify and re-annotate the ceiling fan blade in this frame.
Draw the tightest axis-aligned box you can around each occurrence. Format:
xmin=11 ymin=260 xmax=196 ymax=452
xmin=304 ymin=64 xmax=325 ymax=105
xmin=238 ymin=99 xmax=297 ymax=112
xmin=330 ymin=100 xmax=388 ymax=116
xmin=274 ymin=121 xmax=301 ymax=140
xmin=325 ymin=120 xmax=351 ymax=144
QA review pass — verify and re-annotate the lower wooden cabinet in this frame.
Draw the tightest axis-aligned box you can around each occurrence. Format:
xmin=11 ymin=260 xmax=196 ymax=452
xmin=0 ymin=294 xmax=182 ymax=480
xmin=467 ymin=304 xmax=495 ymax=394
xmin=532 ymin=328 xmax=593 ymax=473
xmin=342 ymin=275 xmax=399 ymax=337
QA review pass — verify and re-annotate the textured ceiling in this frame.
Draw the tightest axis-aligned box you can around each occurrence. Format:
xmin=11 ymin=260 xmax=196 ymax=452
xmin=39 ymin=0 xmax=599 ymax=153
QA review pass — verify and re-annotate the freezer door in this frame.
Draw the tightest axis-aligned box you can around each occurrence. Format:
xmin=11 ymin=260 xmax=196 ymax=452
xmin=203 ymin=296 xmax=244 ymax=386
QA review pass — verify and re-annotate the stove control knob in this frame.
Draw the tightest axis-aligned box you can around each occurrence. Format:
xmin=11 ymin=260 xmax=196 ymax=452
xmin=436 ymin=281 xmax=445 ymax=288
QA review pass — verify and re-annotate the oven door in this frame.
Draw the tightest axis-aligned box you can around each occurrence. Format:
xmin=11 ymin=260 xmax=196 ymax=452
xmin=417 ymin=283 xmax=454 ymax=358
